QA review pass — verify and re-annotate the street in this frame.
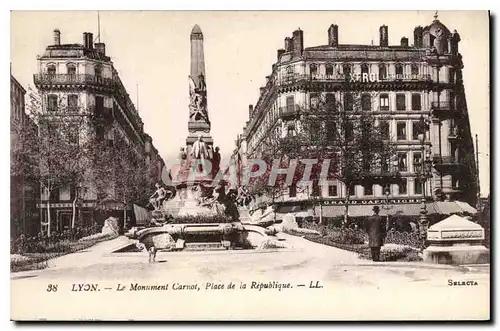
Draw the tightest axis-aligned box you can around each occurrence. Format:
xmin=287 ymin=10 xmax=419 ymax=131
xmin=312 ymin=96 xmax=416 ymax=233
xmin=11 ymin=234 xmax=490 ymax=321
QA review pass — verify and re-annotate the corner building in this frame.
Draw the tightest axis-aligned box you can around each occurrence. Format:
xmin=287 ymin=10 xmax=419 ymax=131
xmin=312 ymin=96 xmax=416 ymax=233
xmin=235 ymin=15 xmax=478 ymax=221
xmin=33 ymin=29 xmax=164 ymax=231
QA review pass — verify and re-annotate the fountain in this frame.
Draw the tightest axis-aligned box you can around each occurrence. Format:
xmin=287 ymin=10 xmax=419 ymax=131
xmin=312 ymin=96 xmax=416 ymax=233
xmin=123 ymin=25 xmax=283 ymax=262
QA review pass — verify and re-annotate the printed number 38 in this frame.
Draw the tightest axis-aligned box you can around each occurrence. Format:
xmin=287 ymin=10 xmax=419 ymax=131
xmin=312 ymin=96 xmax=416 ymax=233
xmin=47 ymin=284 xmax=58 ymax=292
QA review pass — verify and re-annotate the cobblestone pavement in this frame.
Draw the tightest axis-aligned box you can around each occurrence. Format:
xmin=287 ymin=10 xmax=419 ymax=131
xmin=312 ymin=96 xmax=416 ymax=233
xmin=11 ymin=234 xmax=490 ymax=321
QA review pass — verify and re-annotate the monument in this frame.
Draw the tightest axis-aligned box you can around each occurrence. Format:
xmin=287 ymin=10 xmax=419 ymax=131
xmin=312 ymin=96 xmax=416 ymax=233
xmin=126 ymin=25 xmax=280 ymax=262
xmin=187 ymin=24 xmax=213 ymax=148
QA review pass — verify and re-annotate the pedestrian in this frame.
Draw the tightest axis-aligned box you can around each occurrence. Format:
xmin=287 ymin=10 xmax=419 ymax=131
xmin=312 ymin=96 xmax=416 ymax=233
xmin=363 ymin=205 xmax=387 ymax=262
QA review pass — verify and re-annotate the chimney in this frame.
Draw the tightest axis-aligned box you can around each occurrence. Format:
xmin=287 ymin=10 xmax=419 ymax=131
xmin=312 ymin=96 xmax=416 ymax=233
xmin=379 ymin=25 xmax=388 ymax=47
xmin=328 ymin=24 xmax=339 ymax=47
xmin=53 ymin=29 xmax=61 ymax=46
xmin=292 ymin=29 xmax=304 ymax=57
xmin=248 ymin=104 xmax=254 ymax=118
xmin=277 ymin=48 xmax=285 ymax=60
xmin=284 ymin=37 xmax=293 ymax=52
xmin=86 ymin=33 xmax=94 ymax=49
xmin=83 ymin=32 xmax=88 ymax=47
xmin=413 ymin=26 xmax=423 ymax=48
xmin=95 ymin=42 xmax=106 ymax=56
xmin=400 ymin=37 xmax=409 ymax=47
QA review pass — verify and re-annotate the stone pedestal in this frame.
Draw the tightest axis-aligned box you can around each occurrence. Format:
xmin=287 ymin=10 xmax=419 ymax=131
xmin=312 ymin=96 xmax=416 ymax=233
xmin=423 ymin=214 xmax=490 ymax=265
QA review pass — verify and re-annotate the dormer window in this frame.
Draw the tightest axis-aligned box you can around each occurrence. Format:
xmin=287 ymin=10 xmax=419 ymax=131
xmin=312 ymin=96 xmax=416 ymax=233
xmin=326 ymin=63 xmax=334 ymax=76
xmin=396 ymin=63 xmax=404 ymax=77
xmin=309 ymin=63 xmax=318 ymax=78
xmin=361 ymin=63 xmax=369 ymax=76
xmin=379 ymin=64 xmax=387 ymax=80
xmin=47 ymin=65 xmax=56 ymax=76
xmin=343 ymin=63 xmax=351 ymax=76
xmin=67 ymin=63 xmax=76 ymax=76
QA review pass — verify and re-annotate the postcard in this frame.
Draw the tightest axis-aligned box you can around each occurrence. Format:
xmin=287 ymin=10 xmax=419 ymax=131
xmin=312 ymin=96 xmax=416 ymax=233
xmin=10 ymin=10 xmax=490 ymax=321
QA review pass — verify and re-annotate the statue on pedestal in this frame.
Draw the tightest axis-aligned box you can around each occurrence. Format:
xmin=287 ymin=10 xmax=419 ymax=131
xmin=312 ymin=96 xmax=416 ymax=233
xmin=149 ymin=183 xmax=167 ymax=211
xmin=189 ymin=74 xmax=210 ymax=125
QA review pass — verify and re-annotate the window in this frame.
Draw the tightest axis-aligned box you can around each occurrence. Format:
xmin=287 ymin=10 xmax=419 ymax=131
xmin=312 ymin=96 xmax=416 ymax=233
xmin=379 ymin=121 xmax=390 ymax=140
xmin=325 ymin=93 xmax=336 ymax=111
xmin=310 ymin=93 xmax=319 ymax=109
xmin=47 ymin=65 xmax=56 ymax=75
xmin=379 ymin=64 xmax=387 ymax=80
xmin=343 ymin=93 xmax=353 ymax=111
xmin=361 ymin=63 xmax=369 ymax=76
xmin=413 ymin=152 xmax=422 ymax=172
xmin=68 ymin=94 xmax=78 ymax=112
xmin=286 ymin=66 xmax=294 ymax=75
xmin=328 ymin=184 xmax=338 ymax=197
xmin=398 ymin=178 xmax=408 ymax=195
xmin=345 ymin=122 xmax=354 ymax=140
xmin=348 ymin=183 xmax=356 ymax=196
xmin=47 ymin=94 xmax=58 ymax=111
xmin=95 ymin=96 xmax=104 ymax=115
xmin=287 ymin=124 xmax=296 ymax=137
xmin=312 ymin=180 xmax=321 ymax=197
xmin=412 ymin=121 xmax=423 ymax=141
xmin=364 ymin=184 xmax=373 ymax=196
xmin=396 ymin=94 xmax=406 ymax=111
xmin=411 ymin=64 xmax=419 ymax=76
xmin=326 ymin=121 xmax=336 ymax=141
xmin=95 ymin=65 xmax=102 ymax=79
xmin=414 ymin=178 xmax=423 ymax=195
xmin=310 ymin=64 xmax=318 ymax=77
xmin=448 ymin=68 xmax=456 ymax=84
xmin=343 ymin=63 xmax=351 ymax=76
xmin=67 ymin=64 xmax=76 ymax=76
xmin=395 ymin=63 xmax=404 ymax=77
xmin=326 ymin=64 xmax=334 ymax=76
xmin=397 ymin=122 xmax=407 ymax=140
xmin=411 ymin=93 xmax=421 ymax=110
xmin=361 ymin=94 xmax=371 ymax=111
xmin=289 ymin=183 xmax=297 ymax=198
xmin=380 ymin=94 xmax=389 ymax=111
xmin=68 ymin=129 xmax=79 ymax=144
xmin=398 ymin=153 xmax=408 ymax=172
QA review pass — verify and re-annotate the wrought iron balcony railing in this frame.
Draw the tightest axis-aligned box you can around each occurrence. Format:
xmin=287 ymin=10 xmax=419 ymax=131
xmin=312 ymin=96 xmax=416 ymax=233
xmin=431 ymin=101 xmax=455 ymax=111
xmin=279 ymin=105 xmax=301 ymax=119
xmin=34 ymin=74 xmax=117 ymax=88
xmin=432 ymin=155 xmax=463 ymax=165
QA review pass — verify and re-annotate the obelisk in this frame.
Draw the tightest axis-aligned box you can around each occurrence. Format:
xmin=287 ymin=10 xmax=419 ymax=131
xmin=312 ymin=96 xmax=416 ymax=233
xmin=187 ymin=24 xmax=213 ymax=148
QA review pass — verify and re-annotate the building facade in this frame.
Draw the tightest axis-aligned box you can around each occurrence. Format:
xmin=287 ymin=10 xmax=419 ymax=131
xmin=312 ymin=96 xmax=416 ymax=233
xmin=234 ymin=15 xmax=477 ymax=220
xmin=33 ymin=29 xmax=164 ymax=231
xmin=11 ymin=72 xmax=39 ymax=236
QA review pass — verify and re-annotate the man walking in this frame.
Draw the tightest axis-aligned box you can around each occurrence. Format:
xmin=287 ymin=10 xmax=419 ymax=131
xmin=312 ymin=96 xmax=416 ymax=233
xmin=364 ymin=206 xmax=387 ymax=262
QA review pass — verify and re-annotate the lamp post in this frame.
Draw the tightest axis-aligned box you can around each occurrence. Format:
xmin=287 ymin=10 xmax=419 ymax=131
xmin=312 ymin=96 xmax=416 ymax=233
xmin=417 ymin=114 xmax=432 ymax=241
xmin=383 ymin=187 xmax=392 ymax=230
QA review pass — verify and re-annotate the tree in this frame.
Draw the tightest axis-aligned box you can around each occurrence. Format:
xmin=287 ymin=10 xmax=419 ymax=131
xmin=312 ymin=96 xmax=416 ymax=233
xmin=263 ymin=90 xmax=398 ymax=225
xmin=24 ymin=87 xmax=95 ymax=236
xmin=90 ymin=130 xmax=153 ymax=229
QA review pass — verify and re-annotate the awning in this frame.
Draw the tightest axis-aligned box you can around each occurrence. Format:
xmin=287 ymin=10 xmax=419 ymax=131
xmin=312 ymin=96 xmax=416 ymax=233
xmin=434 ymin=201 xmax=477 ymax=215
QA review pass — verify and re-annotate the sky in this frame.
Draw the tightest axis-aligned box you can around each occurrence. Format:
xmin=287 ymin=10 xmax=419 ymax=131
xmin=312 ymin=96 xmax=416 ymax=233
xmin=10 ymin=10 xmax=490 ymax=196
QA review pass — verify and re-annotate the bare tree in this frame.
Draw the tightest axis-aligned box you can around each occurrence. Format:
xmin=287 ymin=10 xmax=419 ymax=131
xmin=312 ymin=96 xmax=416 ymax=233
xmin=268 ymin=91 xmax=398 ymax=224
xmin=24 ymin=87 xmax=95 ymax=236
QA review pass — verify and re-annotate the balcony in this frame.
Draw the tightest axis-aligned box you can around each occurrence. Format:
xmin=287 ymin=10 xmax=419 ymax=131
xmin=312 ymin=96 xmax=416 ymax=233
xmin=431 ymin=101 xmax=459 ymax=118
xmin=33 ymin=74 xmax=117 ymax=89
xmin=432 ymin=155 xmax=467 ymax=173
xmin=279 ymin=105 xmax=301 ymax=120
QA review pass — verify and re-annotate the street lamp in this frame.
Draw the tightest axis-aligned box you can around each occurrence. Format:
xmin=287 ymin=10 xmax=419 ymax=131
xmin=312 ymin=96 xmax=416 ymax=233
xmin=383 ymin=187 xmax=392 ymax=229
xmin=417 ymin=114 xmax=432 ymax=241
